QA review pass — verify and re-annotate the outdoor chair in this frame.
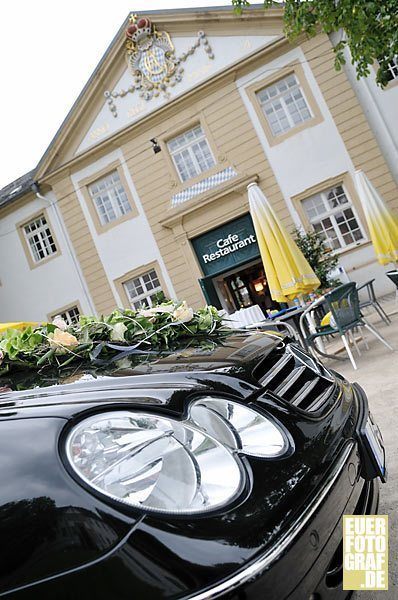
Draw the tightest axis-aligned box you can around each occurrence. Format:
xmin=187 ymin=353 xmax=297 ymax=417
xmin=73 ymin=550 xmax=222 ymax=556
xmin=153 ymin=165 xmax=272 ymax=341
xmin=386 ymin=270 xmax=398 ymax=302
xmin=357 ymin=279 xmax=391 ymax=325
xmin=299 ymin=282 xmax=394 ymax=370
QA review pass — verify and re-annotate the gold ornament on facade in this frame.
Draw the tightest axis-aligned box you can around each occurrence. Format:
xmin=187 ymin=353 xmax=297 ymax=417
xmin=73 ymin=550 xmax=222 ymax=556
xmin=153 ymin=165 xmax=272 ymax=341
xmin=104 ymin=16 xmax=215 ymax=117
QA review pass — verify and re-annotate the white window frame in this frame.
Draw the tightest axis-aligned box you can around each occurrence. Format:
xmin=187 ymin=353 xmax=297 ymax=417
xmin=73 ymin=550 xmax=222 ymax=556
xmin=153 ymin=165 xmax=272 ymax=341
xmin=51 ymin=306 xmax=80 ymax=326
xmin=302 ymin=185 xmax=366 ymax=252
xmin=123 ymin=268 xmax=163 ymax=310
xmin=88 ymin=170 xmax=132 ymax=226
xmin=167 ymin=125 xmax=216 ymax=183
xmin=386 ymin=57 xmax=398 ymax=81
xmin=23 ymin=214 xmax=57 ymax=263
xmin=256 ymin=73 xmax=313 ymax=137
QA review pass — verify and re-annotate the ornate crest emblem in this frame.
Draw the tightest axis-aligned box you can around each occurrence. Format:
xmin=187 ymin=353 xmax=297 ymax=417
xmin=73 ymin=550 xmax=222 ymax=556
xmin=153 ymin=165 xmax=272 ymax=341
xmin=104 ymin=14 xmax=215 ymax=117
xmin=126 ymin=16 xmax=176 ymax=94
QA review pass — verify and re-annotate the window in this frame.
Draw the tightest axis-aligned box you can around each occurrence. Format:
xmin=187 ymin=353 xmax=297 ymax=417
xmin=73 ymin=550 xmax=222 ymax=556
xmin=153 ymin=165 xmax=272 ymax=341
xmin=385 ymin=57 xmax=398 ymax=82
xmin=302 ymin=185 xmax=365 ymax=250
xmin=256 ymin=73 xmax=312 ymax=137
xmin=123 ymin=268 xmax=163 ymax=310
xmin=88 ymin=170 xmax=132 ymax=226
xmin=23 ymin=215 xmax=57 ymax=263
xmin=168 ymin=125 xmax=215 ymax=182
xmin=51 ymin=306 xmax=80 ymax=326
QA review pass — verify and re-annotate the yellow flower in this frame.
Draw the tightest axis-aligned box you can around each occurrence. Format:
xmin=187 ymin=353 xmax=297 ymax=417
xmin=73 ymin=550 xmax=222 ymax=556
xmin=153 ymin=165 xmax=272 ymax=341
xmin=49 ymin=329 xmax=79 ymax=354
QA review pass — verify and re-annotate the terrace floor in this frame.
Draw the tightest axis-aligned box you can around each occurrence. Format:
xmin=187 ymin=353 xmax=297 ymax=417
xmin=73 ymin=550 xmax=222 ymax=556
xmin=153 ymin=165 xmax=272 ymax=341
xmin=320 ymin=294 xmax=397 ymax=599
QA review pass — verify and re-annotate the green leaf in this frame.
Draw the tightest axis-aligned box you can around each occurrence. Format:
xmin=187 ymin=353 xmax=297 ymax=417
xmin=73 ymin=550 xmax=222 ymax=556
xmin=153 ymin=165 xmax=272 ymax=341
xmin=229 ymin=0 xmax=398 ymax=87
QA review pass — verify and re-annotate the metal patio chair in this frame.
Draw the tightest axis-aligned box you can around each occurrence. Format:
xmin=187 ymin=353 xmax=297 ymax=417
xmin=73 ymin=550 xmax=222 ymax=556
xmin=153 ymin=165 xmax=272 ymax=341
xmin=299 ymin=282 xmax=394 ymax=370
xmin=386 ymin=270 xmax=398 ymax=302
xmin=357 ymin=279 xmax=391 ymax=325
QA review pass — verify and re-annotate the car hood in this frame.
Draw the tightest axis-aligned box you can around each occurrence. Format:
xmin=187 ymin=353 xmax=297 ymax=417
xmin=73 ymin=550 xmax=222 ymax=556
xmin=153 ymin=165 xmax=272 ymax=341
xmin=0 ymin=331 xmax=360 ymax=599
xmin=0 ymin=332 xmax=281 ymax=412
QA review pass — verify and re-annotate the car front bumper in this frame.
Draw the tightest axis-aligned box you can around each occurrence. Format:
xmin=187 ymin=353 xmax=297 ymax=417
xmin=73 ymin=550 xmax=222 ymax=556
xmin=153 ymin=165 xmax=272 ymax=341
xmin=4 ymin=386 xmax=382 ymax=600
xmin=186 ymin=385 xmax=381 ymax=600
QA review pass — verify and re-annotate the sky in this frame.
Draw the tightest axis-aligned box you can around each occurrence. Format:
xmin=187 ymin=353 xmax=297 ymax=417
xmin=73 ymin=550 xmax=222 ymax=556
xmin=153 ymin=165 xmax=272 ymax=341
xmin=0 ymin=0 xmax=234 ymax=189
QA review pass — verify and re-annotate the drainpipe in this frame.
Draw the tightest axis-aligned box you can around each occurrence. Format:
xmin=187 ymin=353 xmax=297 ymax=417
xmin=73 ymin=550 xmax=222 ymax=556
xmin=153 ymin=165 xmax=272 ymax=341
xmin=31 ymin=182 xmax=96 ymax=314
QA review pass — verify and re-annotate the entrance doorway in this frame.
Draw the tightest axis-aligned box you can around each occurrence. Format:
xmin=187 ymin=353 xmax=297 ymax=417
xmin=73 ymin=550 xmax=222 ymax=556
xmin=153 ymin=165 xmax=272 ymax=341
xmin=213 ymin=260 xmax=280 ymax=314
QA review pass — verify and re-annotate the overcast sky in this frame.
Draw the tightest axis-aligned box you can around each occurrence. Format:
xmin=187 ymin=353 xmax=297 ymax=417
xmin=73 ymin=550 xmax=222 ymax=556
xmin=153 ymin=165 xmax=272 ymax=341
xmin=0 ymin=0 xmax=233 ymax=189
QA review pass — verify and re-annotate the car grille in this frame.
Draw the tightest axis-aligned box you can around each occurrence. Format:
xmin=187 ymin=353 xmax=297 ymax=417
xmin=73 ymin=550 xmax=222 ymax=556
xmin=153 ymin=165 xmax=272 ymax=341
xmin=254 ymin=344 xmax=336 ymax=412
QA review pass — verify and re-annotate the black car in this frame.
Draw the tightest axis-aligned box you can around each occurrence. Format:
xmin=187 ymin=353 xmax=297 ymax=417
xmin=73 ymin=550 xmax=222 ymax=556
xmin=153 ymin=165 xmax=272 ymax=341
xmin=0 ymin=332 xmax=385 ymax=599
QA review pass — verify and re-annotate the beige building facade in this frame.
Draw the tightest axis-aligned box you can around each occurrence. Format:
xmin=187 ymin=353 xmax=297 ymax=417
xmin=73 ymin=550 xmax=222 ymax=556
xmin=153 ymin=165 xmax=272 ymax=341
xmin=1 ymin=6 xmax=398 ymax=322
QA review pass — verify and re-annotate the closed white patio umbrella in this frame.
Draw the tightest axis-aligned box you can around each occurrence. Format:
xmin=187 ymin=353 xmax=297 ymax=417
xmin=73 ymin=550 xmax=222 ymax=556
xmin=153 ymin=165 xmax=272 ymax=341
xmin=354 ymin=170 xmax=398 ymax=265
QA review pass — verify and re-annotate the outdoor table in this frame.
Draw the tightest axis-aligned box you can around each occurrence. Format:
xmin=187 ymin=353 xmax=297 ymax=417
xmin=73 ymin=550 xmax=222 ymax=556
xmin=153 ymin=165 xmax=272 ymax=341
xmin=245 ymin=315 xmax=303 ymax=345
xmin=357 ymin=279 xmax=391 ymax=325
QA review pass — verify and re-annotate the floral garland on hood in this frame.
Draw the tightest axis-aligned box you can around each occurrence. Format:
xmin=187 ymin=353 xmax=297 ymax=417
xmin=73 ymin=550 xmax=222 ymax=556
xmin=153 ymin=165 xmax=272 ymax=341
xmin=0 ymin=302 xmax=231 ymax=374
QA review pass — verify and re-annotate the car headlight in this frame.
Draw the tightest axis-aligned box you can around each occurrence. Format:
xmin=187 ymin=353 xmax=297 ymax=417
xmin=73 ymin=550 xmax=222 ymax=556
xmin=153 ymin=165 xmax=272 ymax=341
xmin=189 ymin=397 xmax=290 ymax=458
xmin=65 ymin=400 xmax=292 ymax=515
xmin=65 ymin=411 xmax=244 ymax=515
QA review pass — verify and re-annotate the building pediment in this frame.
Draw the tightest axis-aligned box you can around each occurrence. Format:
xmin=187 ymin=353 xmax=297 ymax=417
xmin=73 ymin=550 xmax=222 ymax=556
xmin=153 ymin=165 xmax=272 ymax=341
xmin=36 ymin=6 xmax=283 ymax=181
xmin=77 ymin=30 xmax=278 ymax=154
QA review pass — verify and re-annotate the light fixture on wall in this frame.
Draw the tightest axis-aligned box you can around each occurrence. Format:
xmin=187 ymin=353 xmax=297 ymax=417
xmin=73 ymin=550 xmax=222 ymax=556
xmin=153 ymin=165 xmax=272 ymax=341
xmin=150 ymin=138 xmax=161 ymax=154
xmin=253 ymin=278 xmax=267 ymax=293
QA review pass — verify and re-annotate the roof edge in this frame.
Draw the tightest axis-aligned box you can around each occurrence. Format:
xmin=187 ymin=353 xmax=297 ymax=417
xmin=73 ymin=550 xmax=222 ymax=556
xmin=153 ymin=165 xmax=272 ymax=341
xmin=35 ymin=4 xmax=284 ymax=180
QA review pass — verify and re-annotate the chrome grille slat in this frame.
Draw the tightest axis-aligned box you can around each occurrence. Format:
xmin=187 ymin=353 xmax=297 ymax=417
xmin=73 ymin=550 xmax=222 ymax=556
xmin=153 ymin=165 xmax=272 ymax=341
xmin=257 ymin=345 xmax=335 ymax=413
xmin=274 ymin=366 xmax=307 ymax=396
xmin=259 ymin=353 xmax=294 ymax=387
xmin=290 ymin=377 xmax=320 ymax=406
xmin=304 ymin=386 xmax=334 ymax=412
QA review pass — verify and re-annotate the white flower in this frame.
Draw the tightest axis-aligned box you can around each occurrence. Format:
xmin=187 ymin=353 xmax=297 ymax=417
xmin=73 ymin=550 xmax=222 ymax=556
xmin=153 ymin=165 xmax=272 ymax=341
xmin=151 ymin=304 xmax=175 ymax=314
xmin=173 ymin=301 xmax=194 ymax=323
xmin=52 ymin=315 xmax=68 ymax=331
xmin=138 ymin=304 xmax=175 ymax=318
xmin=138 ymin=308 xmax=156 ymax=319
xmin=110 ymin=322 xmax=128 ymax=342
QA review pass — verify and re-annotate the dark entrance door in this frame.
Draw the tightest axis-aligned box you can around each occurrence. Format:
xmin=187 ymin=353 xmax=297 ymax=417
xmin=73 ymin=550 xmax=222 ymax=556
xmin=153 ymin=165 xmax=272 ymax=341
xmin=193 ymin=214 xmax=280 ymax=313
xmin=222 ymin=262 xmax=279 ymax=312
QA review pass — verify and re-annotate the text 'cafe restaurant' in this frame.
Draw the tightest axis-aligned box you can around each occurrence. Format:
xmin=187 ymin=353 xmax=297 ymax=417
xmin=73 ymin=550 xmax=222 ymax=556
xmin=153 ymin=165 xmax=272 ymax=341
xmin=191 ymin=213 xmax=280 ymax=314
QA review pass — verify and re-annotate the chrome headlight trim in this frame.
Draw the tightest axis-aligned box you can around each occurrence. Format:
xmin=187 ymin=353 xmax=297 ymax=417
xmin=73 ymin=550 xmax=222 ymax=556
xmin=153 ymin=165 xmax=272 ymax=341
xmin=189 ymin=396 xmax=292 ymax=459
xmin=65 ymin=411 xmax=245 ymax=516
xmin=64 ymin=398 xmax=293 ymax=515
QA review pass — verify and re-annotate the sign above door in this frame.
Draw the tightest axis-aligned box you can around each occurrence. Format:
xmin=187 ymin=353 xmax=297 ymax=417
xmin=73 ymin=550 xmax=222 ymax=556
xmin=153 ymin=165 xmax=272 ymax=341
xmin=192 ymin=214 xmax=260 ymax=277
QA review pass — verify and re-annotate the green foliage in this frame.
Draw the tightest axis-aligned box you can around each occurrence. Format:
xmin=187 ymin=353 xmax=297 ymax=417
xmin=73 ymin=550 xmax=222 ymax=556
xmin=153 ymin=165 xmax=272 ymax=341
xmin=0 ymin=327 xmax=45 ymax=360
xmin=151 ymin=290 xmax=168 ymax=305
xmin=232 ymin=0 xmax=398 ymax=87
xmin=293 ymin=228 xmax=340 ymax=290
xmin=0 ymin=302 xmax=230 ymax=374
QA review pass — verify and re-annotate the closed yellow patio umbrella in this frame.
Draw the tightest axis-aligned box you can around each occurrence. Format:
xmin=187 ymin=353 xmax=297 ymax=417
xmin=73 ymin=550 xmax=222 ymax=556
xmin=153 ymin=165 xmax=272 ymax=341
xmin=354 ymin=170 xmax=398 ymax=265
xmin=248 ymin=183 xmax=320 ymax=302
